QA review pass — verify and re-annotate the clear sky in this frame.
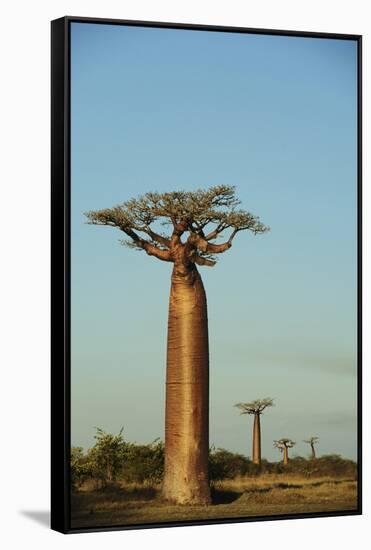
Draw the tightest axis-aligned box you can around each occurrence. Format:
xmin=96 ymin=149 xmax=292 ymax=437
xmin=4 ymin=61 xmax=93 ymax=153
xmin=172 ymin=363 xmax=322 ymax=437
xmin=70 ymin=22 xmax=358 ymax=461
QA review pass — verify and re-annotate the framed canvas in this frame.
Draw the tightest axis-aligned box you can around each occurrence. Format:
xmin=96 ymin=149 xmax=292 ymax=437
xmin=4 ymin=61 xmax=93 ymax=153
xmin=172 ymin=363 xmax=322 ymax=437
xmin=51 ymin=16 xmax=362 ymax=534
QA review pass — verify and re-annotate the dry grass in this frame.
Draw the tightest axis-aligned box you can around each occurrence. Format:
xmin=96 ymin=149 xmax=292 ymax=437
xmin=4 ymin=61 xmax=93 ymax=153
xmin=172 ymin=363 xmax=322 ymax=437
xmin=71 ymin=474 xmax=358 ymax=529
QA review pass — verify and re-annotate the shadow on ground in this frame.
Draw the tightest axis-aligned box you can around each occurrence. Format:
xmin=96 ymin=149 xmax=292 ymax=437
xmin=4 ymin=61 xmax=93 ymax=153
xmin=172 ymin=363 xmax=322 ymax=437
xmin=212 ymin=489 xmax=242 ymax=504
xmin=20 ymin=510 xmax=50 ymax=528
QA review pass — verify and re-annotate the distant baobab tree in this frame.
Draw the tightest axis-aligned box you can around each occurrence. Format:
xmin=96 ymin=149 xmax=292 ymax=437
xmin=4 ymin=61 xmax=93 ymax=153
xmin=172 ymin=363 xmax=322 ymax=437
xmin=234 ymin=398 xmax=274 ymax=465
xmin=85 ymin=185 xmax=269 ymax=504
xmin=274 ymin=438 xmax=296 ymax=465
xmin=303 ymin=436 xmax=319 ymax=459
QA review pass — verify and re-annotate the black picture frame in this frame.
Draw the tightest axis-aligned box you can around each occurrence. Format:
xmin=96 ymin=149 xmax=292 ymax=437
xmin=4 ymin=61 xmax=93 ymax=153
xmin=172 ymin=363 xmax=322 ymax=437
xmin=51 ymin=16 xmax=362 ymax=534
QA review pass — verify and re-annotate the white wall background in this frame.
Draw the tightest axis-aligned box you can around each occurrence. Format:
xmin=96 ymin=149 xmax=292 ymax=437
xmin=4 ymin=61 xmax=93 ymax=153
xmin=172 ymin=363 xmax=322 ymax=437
xmin=0 ymin=0 xmax=369 ymax=547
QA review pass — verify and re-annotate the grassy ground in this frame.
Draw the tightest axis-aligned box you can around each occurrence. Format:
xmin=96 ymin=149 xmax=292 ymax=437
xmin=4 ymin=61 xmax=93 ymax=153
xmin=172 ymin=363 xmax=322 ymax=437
xmin=71 ymin=474 xmax=358 ymax=529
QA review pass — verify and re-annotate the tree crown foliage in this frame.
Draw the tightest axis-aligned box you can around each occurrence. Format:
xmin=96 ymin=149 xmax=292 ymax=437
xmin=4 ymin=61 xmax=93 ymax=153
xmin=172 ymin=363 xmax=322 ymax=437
xmin=234 ymin=398 xmax=274 ymax=415
xmin=85 ymin=185 xmax=269 ymax=266
xmin=303 ymin=436 xmax=319 ymax=445
xmin=274 ymin=438 xmax=296 ymax=450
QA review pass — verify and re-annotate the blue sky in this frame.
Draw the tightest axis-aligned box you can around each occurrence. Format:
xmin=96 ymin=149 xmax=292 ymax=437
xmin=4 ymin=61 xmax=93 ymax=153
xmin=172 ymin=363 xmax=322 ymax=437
xmin=70 ymin=22 xmax=358 ymax=460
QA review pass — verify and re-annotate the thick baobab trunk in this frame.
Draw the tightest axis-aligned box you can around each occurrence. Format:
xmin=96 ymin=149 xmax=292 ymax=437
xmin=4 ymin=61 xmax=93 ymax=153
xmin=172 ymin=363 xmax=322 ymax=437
xmin=283 ymin=447 xmax=289 ymax=465
xmin=252 ymin=414 xmax=261 ymax=465
xmin=162 ymin=265 xmax=211 ymax=504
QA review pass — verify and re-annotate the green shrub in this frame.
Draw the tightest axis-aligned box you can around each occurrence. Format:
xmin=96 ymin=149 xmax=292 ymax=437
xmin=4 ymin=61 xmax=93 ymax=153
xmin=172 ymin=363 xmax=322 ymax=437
xmin=71 ymin=446 xmax=92 ymax=489
xmin=71 ymin=431 xmax=357 ymax=490
xmin=87 ymin=427 xmax=128 ymax=488
xmin=209 ymin=447 xmax=254 ymax=480
xmin=120 ymin=439 xmax=164 ymax=483
xmin=264 ymin=454 xmax=357 ymax=478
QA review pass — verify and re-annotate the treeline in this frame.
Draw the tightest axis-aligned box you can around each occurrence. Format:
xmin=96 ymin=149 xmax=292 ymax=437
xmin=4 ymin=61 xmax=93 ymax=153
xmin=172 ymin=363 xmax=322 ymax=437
xmin=71 ymin=428 xmax=357 ymax=490
xmin=210 ymin=448 xmax=357 ymax=480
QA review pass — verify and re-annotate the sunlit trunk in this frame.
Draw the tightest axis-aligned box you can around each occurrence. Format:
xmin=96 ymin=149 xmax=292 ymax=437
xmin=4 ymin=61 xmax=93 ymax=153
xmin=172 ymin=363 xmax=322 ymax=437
xmin=252 ymin=414 xmax=261 ymax=465
xmin=162 ymin=265 xmax=211 ymax=504
xmin=283 ymin=447 xmax=289 ymax=465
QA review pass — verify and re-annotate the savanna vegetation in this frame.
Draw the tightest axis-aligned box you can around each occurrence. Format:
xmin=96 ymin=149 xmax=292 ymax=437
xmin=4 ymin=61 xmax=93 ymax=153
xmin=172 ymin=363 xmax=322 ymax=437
xmin=70 ymin=428 xmax=358 ymax=528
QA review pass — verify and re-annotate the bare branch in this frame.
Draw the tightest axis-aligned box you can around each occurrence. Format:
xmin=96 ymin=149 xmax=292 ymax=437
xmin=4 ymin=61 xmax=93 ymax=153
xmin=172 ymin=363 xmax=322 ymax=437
xmin=188 ymin=232 xmax=232 ymax=255
xmin=204 ymin=223 xmax=228 ymax=241
xmin=142 ymin=228 xmax=171 ymax=248
xmin=193 ymin=255 xmax=217 ymax=267
xmin=171 ymin=218 xmax=190 ymax=237
xmin=205 ymin=241 xmax=232 ymax=254
xmin=142 ymin=242 xmax=172 ymax=262
xmin=122 ymin=229 xmax=172 ymax=262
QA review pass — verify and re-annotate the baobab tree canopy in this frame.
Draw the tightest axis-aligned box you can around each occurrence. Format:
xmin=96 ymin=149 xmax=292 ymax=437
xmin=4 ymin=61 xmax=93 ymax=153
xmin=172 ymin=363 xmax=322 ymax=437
xmin=85 ymin=185 xmax=269 ymax=268
xmin=274 ymin=438 xmax=296 ymax=450
xmin=304 ymin=436 xmax=319 ymax=459
xmin=304 ymin=436 xmax=319 ymax=445
xmin=235 ymin=398 xmax=274 ymax=415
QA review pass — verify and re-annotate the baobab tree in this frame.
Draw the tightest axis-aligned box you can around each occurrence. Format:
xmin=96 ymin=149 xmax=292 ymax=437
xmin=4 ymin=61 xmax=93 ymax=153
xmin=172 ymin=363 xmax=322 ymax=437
xmin=303 ymin=436 xmax=319 ymax=460
xmin=234 ymin=398 xmax=274 ymax=465
xmin=85 ymin=185 xmax=269 ymax=504
xmin=274 ymin=438 xmax=296 ymax=465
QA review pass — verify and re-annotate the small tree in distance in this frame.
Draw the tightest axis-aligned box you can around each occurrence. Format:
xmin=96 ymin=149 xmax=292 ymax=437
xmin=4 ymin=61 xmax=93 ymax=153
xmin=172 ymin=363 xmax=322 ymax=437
xmin=234 ymin=398 xmax=274 ymax=465
xmin=303 ymin=436 xmax=319 ymax=460
xmin=274 ymin=438 xmax=296 ymax=465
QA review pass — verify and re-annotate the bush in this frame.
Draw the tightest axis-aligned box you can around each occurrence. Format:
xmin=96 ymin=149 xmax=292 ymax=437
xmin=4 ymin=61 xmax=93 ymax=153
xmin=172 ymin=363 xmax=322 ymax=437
xmin=71 ymin=431 xmax=357 ymax=491
xmin=262 ymin=454 xmax=357 ymax=478
xmin=87 ymin=427 xmax=128 ymax=488
xmin=310 ymin=454 xmax=357 ymax=477
xmin=120 ymin=439 xmax=164 ymax=483
xmin=209 ymin=448 xmax=256 ymax=480
xmin=71 ymin=447 xmax=92 ymax=489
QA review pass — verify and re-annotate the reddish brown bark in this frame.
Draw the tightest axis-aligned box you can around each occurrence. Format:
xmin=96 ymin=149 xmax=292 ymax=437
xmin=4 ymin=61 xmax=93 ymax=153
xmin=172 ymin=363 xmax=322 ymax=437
xmin=162 ymin=261 xmax=211 ymax=504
